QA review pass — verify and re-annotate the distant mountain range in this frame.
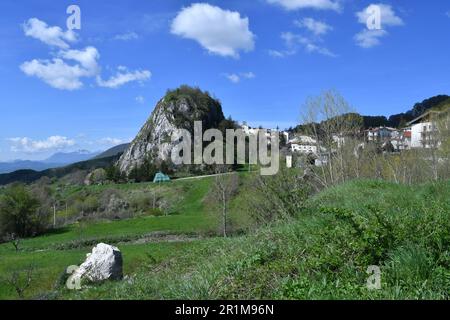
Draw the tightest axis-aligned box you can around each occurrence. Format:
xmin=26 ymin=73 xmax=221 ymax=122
xmin=44 ymin=150 xmax=100 ymax=164
xmin=93 ymin=143 xmax=129 ymax=160
xmin=0 ymin=150 xmax=103 ymax=174
xmin=0 ymin=144 xmax=130 ymax=184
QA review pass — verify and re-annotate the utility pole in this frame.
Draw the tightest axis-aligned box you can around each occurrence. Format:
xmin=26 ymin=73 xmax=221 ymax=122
xmin=53 ymin=204 xmax=56 ymax=228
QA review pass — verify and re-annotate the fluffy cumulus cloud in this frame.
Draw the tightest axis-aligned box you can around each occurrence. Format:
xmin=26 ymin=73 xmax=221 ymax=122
xmin=356 ymin=3 xmax=404 ymax=27
xmin=8 ymin=136 xmax=75 ymax=153
xmin=267 ymin=0 xmax=340 ymax=11
xmin=60 ymin=47 xmax=100 ymax=72
xmin=20 ymin=47 xmax=100 ymax=90
xmin=354 ymin=4 xmax=403 ymax=48
xmin=23 ymin=18 xmax=77 ymax=49
xmin=294 ymin=18 xmax=333 ymax=36
xmin=97 ymin=67 xmax=151 ymax=89
xmin=171 ymin=3 xmax=255 ymax=58
xmin=21 ymin=18 xmax=151 ymax=90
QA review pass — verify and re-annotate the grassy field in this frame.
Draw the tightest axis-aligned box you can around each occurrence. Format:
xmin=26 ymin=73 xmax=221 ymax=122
xmin=64 ymin=179 xmax=450 ymax=300
xmin=0 ymin=176 xmax=223 ymax=299
xmin=1 ymin=177 xmax=449 ymax=299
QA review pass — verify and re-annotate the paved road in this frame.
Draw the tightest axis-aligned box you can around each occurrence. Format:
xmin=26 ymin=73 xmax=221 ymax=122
xmin=173 ymin=172 xmax=235 ymax=181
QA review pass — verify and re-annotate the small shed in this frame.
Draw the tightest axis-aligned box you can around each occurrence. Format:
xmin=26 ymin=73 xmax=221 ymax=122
xmin=153 ymin=172 xmax=171 ymax=183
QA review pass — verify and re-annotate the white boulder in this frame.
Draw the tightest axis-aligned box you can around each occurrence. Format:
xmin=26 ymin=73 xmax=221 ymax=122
xmin=71 ymin=243 xmax=123 ymax=284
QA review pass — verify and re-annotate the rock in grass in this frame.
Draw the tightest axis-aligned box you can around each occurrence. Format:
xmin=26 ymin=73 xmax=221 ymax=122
xmin=72 ymin=243 xmax=123 ymax=284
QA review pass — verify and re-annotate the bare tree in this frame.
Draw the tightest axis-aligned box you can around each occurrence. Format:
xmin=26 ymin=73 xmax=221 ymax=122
xmin=209 ymin=167 xmax=239 ymax=237
xmin=7 ymin=264 xmax=35 ymax=299
xmin=300 ymin=90 xmax=363 ymax=187
xmin=7 ymin=233 xmax=21 ymax=252
xmin=437 ymin=110 xmax=450 ymax=179
xmin=428 ymin=110 xmax=450 ymax=180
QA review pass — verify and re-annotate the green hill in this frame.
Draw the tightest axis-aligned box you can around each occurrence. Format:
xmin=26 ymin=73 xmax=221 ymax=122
xmin=93 ymin=143 xmax=130 ymax=160
xmin=0 ymin=155 xmax=120 ymax=185
xmin=1 ymin=178 xmax=448 ymax=300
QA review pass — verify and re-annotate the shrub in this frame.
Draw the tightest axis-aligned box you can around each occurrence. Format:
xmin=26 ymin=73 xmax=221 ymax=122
xmin=245 ymin=167 xmax=311 ymax=225
xmin=146 ymin=208 xmax=164 ymax=216
xmin=0 ymin=184 xmax=49 ymax=238
xmin=129 ymin=191 xmax=153 ymax=212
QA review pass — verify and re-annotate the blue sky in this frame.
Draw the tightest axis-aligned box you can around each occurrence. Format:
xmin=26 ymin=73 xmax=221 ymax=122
xmin=0 ymin=0 xmax=449 ymax=161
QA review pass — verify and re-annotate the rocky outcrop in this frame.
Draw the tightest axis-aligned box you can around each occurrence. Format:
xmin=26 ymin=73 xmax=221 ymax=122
xmin=117 ymin=86 xmax=225 ymax=175
xmin=71 ymin=243 xmax=123 ymax=284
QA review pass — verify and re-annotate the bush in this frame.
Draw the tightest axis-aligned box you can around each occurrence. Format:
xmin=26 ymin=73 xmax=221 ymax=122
xmin=129 ymin=191 xmax=153 ymax=212
xmin=245 ymin=167 xmax=311 ymax=225
xmin=146 ymin=208 xmax=164 ymax=216
xmin=0 ymin=184 xmax=49 ymax=238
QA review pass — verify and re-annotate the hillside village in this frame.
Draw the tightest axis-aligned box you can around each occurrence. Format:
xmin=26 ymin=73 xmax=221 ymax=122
xmin=240 ymin=107 xmax=449 ymax=168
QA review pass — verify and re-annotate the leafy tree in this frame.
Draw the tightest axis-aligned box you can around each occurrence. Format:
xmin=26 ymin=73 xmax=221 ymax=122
xmin=128 ymin=157 xmax=158 ymax=182
xmin=0 ymin=184 xmax=48 ymax=238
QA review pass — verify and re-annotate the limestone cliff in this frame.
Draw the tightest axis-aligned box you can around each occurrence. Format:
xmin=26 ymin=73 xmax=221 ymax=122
xmin=117 ymin=86 xmax=225 ymax=174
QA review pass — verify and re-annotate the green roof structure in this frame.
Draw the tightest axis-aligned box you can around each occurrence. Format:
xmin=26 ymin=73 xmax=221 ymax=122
xmin=153 ymin=172 xmax=171 ymax=183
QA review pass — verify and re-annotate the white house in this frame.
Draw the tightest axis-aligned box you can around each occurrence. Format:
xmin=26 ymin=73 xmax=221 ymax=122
xmin=289 ymin=135 xmax=319 ymax=155
xmin=407 ymin=109 xmax=448 ymax=148
xmin=290 ymin=143 xmax=318 ymax=154
xmin=289 ymin=135 xmax=316 ymax=145
xmin=364 ymin=127 xmax=399 ymax=142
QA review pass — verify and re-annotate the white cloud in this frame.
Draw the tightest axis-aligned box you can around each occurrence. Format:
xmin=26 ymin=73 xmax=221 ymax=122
xmin=302 ymin=41 xmax=336 ymax=56
xmin=23 ymin=18 xmax=77 ymax=49
xmin=97 ymin=67 xmax=151 ymax=89
xmin=21 ymin=58 xmax=85 ymax=90
xmin=20 ymin=47 xmax=100 ymax=90
xmin=97 ymin=137 xmax=128 ymax=146
xmin=114 ymin=32 xmax=139 ymax=41
xmin=268 ymin=48 xmax=297 ymax=58
xmin=225 ymin=74 xmax=241 ymax=83
xmin=224 ymin=72 xmax=255 ymax=84
xmin=354 ymin=29 xmax=387 ymax=48
xmin=241 ymin=72 xmax=256 ymax=79
xmin=21 ymin=18 xmax=151 ymax=90
xmin=446 ymin=11 xmax=450 ymax=18
xmin=294 ymin=18 xmax=333 ymax=36
xmin=356 ymin=4 xmax=404 ymax=27
xmin=267 ymin=0 xmax=340 ymax=11
xmin=8 ymin=136 xmax=75 ymax=153
xmin=268 ymin=50 xmax=287 ymax=58
xmin=135 ymin=95 xmax=145 ymax=104
xmin=355 ymin=4 xmax=403 ymax=48
xmin=171 ymin=3 xmax=255 ymax=58
xmin=272 ymin=32 xmax=336 ymax=57
xmin=59 ymin=46 xmax=100 ymax=74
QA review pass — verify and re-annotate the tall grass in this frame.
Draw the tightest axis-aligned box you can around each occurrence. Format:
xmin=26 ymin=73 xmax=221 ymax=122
xmin=70 ymin=179 xmax=449 ymax=300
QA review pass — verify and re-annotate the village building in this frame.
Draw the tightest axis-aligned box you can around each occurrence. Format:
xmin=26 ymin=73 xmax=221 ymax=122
xmin=407 ymin=109 xmax=449 ymax=149
xmin=364 ymin=126 xmax=399 ymax=142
